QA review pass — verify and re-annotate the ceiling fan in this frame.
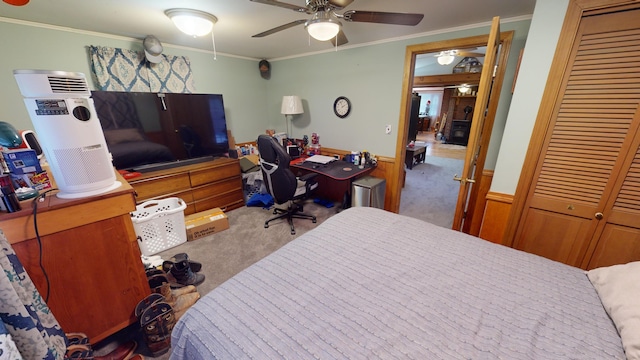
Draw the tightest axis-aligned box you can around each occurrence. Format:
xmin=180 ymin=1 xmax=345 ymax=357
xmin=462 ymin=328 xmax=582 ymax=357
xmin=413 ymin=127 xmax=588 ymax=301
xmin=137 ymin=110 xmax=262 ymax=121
xmin=250 ymin=0 xmax=424 ymax=46
xmin=435 ymin=49 xmax=485 ymax=65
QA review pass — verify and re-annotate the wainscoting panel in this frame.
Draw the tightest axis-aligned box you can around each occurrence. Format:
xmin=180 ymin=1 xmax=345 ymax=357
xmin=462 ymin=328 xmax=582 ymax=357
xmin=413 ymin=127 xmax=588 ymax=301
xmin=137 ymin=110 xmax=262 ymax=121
xmin=479 ymin=192 xmax=513 ymax=245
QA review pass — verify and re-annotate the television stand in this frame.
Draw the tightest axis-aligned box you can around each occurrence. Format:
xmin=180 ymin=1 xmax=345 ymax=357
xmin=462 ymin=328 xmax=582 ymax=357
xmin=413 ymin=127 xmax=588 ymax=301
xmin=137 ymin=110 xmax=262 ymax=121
xmin=131 ymin=156 xmax=216 ymax=173
xmin=126 ymin=157 xmax=244 ymax=216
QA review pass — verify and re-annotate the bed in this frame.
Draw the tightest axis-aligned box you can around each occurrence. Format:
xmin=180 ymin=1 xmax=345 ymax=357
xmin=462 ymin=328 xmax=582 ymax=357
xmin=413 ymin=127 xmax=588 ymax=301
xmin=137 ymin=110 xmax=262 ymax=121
xmin=170 ymin=207 xmax=637 ymax=359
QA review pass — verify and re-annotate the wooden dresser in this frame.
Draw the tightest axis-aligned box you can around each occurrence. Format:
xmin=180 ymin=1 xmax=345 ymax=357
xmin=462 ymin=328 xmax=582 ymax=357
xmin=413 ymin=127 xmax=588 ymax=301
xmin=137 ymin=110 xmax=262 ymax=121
xmin=127 ymin=157 xmax=245 ymax=215
xmin=0 ymin=173 xmax=150 ymax=344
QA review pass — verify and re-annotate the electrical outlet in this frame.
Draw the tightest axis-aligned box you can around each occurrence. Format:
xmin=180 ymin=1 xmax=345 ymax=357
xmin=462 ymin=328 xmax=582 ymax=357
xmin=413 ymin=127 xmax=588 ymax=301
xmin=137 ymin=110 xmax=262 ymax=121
xmin=385 ymin=125 xmax=392 ymax=134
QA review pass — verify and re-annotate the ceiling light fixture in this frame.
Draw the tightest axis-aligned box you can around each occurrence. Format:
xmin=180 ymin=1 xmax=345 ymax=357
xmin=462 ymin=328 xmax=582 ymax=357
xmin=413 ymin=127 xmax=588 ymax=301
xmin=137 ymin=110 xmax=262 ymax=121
xmin=165 ymin=9 xmax=218 ymax=37
xmin=458 ymin=84 xmax=471 ymax=94
xmin=305 ymin=11 xmax=341 ymax=41
xmin=436 ymin=50 xmax=457 ymax=65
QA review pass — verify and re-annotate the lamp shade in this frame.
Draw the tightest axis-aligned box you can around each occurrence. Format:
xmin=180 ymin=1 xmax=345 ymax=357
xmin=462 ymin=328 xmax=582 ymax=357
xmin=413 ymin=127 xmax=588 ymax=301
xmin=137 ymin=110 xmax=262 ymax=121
xmin=166 ymin=9 xmax=217 ymax=37
xmin=281 ymin=96 xmax=304 ymax=115
xmin=305 ymin=11 xmax=341 ymax=41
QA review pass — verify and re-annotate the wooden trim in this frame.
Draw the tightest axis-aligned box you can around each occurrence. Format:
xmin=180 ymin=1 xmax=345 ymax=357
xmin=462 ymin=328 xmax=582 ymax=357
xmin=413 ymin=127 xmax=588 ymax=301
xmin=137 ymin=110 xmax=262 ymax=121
xmin=466 ymin=169 xmax=494 ymax=236
xmin=414 ymin=73 xmax=482 ymax=87
xmin=393 ymin=30 xmax=516 ymax=217
xmin=486 ymin=191 xmax=515 ymax=203
xmin=479 ymin=191 xmax=514 ymax=245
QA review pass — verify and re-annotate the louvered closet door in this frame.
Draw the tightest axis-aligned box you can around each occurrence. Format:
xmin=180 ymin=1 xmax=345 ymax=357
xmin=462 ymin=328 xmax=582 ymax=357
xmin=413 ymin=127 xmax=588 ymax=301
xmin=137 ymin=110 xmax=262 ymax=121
xmin=513 ymin=8 xmax=640 ymax=268
xmin=586 ymin=137 xmax=640 ymax=269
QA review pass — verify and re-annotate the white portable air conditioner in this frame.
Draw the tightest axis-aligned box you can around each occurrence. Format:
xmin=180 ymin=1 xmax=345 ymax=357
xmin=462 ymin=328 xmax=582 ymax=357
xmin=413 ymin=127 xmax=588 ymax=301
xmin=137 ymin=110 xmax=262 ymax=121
xmin=13 ymin=70 xmax=120 ymax=199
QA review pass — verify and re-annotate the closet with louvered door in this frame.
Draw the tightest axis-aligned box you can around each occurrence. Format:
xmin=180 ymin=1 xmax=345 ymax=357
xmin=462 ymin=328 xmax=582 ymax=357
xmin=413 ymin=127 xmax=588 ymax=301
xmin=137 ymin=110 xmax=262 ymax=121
xmin=511 ymin=3 xmax=640 ymax=270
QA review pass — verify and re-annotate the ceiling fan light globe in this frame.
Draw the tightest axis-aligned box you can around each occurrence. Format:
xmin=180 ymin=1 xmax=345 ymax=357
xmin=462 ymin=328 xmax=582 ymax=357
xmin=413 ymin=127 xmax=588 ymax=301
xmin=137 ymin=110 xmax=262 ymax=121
xmin=437 ymin=54 xmax=455 ymax=65
xmin=305 ymin=11 xmax=341 ymax=41
xmin=166 ymin=9 xmax=217 ymax=37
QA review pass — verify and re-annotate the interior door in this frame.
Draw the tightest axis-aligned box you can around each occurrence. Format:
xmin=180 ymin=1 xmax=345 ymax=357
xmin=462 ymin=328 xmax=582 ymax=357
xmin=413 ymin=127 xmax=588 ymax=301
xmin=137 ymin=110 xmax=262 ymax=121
xmin=451 ymin=17 xmax=501 ymax=230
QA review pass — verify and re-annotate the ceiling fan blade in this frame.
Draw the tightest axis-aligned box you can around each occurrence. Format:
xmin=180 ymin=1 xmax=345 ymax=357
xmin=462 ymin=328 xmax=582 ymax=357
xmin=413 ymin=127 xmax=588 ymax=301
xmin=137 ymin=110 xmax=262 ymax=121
xmin=328 ymin=0 xmax=354 ymax=9
xmin=252 ymin=19 xmax=307 ymax=38
xmin=249 ymin=0 xmax=307 ymax=12
xmin=330 ymin=29 xmax=349 ymax=47
xmin=457 ymin=51 xmax=486 ymax=57
xmin=343 ymin=10 xmax=424 ymax=26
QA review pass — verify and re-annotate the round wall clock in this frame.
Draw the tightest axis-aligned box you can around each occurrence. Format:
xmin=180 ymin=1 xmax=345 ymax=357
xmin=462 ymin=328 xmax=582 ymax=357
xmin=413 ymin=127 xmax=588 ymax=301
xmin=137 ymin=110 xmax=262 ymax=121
xmin=333 ymin=96 xmax=351 ymax=118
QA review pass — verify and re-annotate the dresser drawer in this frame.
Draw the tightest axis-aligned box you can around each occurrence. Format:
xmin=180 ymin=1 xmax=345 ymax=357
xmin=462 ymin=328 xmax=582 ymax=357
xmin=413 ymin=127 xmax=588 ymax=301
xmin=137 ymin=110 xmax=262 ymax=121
xmin=194 ymin=189 xmax=245 ymax=213
xmin=190 ymin=162 xmax=240 ymax=187
xmin=192 ymin=177 xmax=242 ymax=201
xmin=131 ymin=173 xmax=191 ymax=200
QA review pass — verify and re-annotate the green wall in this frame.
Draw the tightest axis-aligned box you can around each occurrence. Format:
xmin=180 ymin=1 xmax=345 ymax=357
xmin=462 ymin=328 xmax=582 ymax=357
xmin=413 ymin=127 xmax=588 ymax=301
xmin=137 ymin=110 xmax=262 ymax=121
xmin=269 ymin=19 xmax=532 ymax=160
xmin=0 ymin=17 xmax=530 ymax=159
xmin=0 ymin=20 xmax=266 ymax=144
xmin=1 ymin=9 xmax=571 ymax=197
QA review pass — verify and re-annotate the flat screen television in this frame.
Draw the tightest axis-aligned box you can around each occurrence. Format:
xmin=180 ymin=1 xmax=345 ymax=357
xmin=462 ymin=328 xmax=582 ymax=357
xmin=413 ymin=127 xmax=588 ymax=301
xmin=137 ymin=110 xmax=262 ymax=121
xmin=91 ymin=91 xmax=230 ymax=172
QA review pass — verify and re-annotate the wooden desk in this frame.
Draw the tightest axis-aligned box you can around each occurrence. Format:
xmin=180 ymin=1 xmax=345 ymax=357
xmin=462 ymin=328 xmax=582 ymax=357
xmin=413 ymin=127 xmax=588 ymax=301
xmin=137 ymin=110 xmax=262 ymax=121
xmin=291 ymin=159 xmax=374 ymax=208
xmin=0 ymin=172 xmax=150 ymax=344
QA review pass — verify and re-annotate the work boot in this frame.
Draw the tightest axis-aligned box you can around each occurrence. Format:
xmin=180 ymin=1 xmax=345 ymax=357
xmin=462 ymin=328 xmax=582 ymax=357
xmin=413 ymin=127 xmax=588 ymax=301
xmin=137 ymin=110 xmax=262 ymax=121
xmin=171 ymin=253 xmax=202 ymax=272
xmin=134 ymin=293 xmax=165 ymax=320
xmin=168 ymin=259 xmax=205 ymax=288
xmin=162 ymin=253 xmax=202 ymax=273
xmin=148 ymin=274 xmax=201 ymax=320
xmin=140 ymin=301 xmax=175 ymax=357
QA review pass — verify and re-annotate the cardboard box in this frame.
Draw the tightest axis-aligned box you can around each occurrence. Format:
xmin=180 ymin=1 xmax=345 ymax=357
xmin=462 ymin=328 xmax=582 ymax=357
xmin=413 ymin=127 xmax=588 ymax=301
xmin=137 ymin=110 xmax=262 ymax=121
xmin=185 ymin=208 xmax=229 ymax=241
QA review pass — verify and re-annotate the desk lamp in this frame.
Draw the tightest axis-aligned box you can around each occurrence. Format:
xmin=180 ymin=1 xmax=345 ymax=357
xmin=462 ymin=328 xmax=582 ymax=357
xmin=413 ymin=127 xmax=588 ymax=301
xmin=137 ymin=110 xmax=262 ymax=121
xmin=281 ymin=96 xmax=303 ymax=138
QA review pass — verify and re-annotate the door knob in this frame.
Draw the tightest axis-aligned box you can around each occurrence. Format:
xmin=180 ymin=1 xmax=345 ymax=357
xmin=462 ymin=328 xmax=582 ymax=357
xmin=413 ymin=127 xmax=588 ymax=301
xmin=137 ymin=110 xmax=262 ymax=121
xmin=595 ymin=212 xmax=604 ymax=220
xmin=453 ymin=174 xmax=476 ymax=186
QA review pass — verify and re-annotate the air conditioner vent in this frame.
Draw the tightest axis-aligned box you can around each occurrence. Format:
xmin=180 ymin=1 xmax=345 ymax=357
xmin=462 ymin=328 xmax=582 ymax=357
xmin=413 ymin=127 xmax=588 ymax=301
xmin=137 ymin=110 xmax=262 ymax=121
xmin=48 ymin=76 xmax=89 ymax=93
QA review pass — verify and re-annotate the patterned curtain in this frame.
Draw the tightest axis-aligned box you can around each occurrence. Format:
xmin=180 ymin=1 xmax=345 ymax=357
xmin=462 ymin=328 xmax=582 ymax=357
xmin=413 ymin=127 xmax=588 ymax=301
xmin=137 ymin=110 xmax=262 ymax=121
xmin=0 ymin=230 xmax=67 ymax=360
xmin=89 ymin=46 xmax=196 ymax=93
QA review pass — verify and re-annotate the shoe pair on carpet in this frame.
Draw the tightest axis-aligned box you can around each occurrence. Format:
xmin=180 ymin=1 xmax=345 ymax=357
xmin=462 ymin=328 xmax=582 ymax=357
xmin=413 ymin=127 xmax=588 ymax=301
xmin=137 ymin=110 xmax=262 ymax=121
xmin=162 ymin=252 xmax=205 ymax=288
xmin=135 ymin=253 xmax=203 ymax=356
xmin=65 ymin=332 xmax=142 ymax=359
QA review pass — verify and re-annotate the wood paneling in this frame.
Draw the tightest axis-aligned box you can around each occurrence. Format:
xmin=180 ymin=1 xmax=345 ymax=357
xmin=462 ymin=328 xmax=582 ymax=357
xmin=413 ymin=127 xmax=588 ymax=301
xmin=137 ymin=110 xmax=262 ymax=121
xmin=479 ymin=192 xmax=513 ymax=245
xmin=466 ymin=169 xmax=494 ymax=236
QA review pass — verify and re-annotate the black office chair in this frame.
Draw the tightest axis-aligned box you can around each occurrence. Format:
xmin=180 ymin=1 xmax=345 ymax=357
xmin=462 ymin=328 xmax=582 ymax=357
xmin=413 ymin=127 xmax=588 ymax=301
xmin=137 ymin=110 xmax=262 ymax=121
xmin=257 ymin=134 xmax=318 ymax=235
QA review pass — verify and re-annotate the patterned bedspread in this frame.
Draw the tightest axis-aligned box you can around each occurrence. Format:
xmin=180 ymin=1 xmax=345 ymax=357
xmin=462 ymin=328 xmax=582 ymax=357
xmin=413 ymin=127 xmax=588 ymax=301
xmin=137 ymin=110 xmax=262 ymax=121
xmin=170 ymin=207 xmax=624 ymax=359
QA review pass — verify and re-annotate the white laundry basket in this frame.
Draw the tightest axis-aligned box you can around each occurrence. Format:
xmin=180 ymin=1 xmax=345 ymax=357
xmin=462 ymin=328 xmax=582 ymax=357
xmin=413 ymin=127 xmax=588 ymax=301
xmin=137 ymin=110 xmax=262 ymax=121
xmin=131 ymin=197 xmax=187 ymax=256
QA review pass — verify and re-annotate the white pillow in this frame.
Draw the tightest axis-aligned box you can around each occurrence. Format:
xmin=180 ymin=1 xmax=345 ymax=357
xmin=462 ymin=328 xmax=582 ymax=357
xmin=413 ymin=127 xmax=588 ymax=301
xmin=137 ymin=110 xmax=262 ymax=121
xmin=587 ymin=261 xmax=640 ymax=360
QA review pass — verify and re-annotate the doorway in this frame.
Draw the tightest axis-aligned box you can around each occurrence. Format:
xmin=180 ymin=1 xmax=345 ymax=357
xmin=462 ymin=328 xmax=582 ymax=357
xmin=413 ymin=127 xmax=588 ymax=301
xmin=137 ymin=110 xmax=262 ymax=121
xmin=399 ymin=129 xmax=466 ymax=228
xmin=392 ymin=27 xmax=513 ymax=234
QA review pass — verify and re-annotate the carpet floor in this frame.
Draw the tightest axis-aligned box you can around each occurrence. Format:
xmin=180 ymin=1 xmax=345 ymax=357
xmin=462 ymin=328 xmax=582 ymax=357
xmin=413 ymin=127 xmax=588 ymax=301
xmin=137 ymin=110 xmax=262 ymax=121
xmin=399 ymin=155 xmax=464 ymax=229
